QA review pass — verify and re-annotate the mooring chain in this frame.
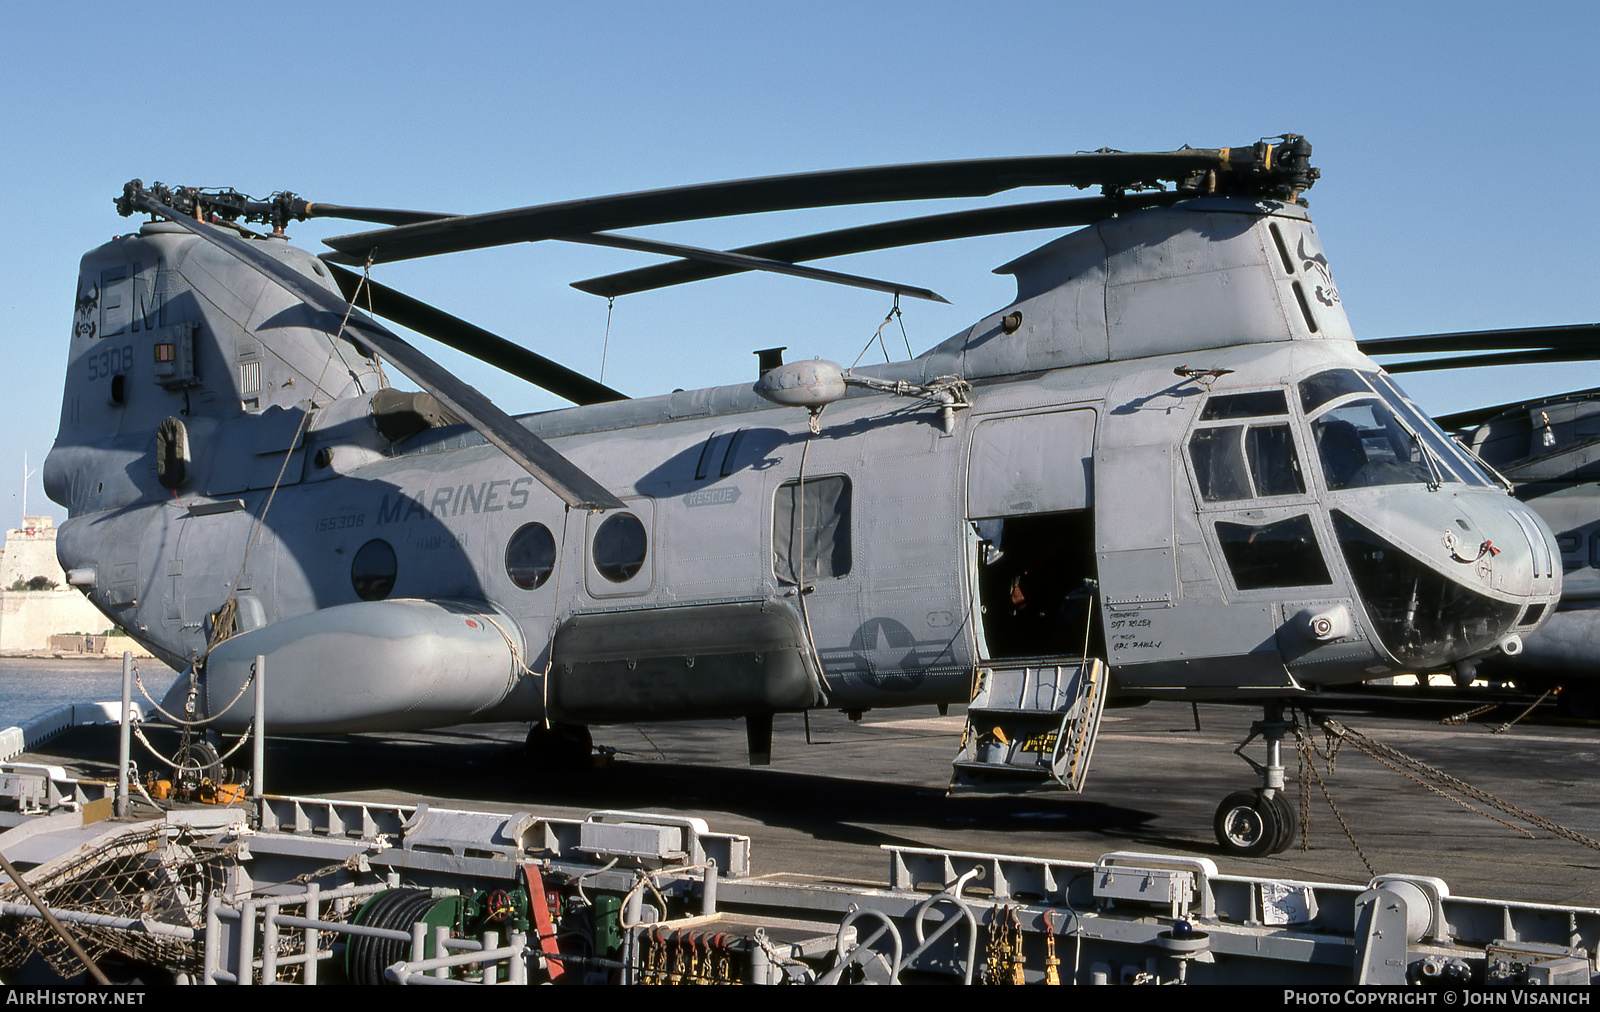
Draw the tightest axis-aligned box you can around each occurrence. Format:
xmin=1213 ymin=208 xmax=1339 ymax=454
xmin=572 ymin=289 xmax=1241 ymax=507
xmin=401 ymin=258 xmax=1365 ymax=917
xmin=130 ymin=714 xmax=252 ymax=774
xmin=1295 ymin=726 xmax=1376 ymax=877
xmin=1315 ymin=716 xmax=1600 ymax=853
xmin=1493 ymin=690 xmax=1554 ymax=734
xmin=1439 ymin=689 xmax=1552 ymax=732
xmin=132 ymin=659 xmax=255 ymax=728
xmin=1294 ymin=723 xmax=1311 ymax=852
xmin=1343 ymin=737 xmax=1536 ymax=840
xmin=982 ymin=904 xmax=1027 ymax=984
xmin=1440 ymin=703 xmax=1498 ymax=726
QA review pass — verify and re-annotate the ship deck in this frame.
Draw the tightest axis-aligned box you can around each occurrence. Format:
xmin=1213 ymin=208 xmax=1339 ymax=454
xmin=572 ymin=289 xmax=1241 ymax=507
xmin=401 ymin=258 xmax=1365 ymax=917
xmin=15 ymin=690 xmax=1600 ymax=907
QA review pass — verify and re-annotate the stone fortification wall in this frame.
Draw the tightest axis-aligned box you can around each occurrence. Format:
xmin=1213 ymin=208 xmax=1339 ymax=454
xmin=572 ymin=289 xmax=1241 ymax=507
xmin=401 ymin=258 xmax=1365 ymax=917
xmin=0 ymin=590 xmax=120 ymax=652
xmin=0 ymin=517 xmax=64 ymax=590
xmin=0 ymin=515 xmax=140 ymax=653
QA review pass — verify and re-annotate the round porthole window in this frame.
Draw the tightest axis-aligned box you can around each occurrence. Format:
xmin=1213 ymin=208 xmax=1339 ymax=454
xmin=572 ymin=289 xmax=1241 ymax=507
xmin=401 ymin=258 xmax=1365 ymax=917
xmin=505 ymin=523 xmax=556 ymax=589
xmin=351 ymin=539 xmax=397 ymax=601
xmin=593 ymin=513 xmax=647 ymax=583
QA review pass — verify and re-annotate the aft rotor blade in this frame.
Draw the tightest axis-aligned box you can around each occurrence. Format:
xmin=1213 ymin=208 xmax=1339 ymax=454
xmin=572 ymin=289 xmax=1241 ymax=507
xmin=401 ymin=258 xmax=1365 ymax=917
xmin=323 ymin=148 xmax=1254 ymax=265
xmin=1435 ymin=387 xmax=1600 ymax=432
xmin=122 ymin=188 xmax=624 ymax=510
xmin=572 ymin=193 xmax=1184 ymax=298
xmin=558 ymin=231 xmax=948 ymax=303
xmin=324 ymin=262 xmax=628 ymax=405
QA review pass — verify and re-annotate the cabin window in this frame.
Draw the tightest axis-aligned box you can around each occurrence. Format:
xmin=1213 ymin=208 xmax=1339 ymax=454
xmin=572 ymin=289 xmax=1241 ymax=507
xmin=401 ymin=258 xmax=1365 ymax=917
xmin=773 ymin=475 xmax=852 ymax=584
xmin=1215 ymin=515 xmax=1332 ymax=590
xmin=505 ymin=522 xmax=556 ymax=589
xmin=1189 ymin=424 xmax=1305 ymax=502
xmin=593 ymin=513 xmax=647 ymax=583
xmin=351 ymin=539 xmax=397 ymax=601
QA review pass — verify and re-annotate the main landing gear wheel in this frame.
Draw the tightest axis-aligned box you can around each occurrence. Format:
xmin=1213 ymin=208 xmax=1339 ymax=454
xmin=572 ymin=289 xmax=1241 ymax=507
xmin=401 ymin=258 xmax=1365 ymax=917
xmin=525 ymin=723 xmax=593 ymax=768
xmin=1558 ymin=684 xmax=1599 ymax=721
xmin=174 ymin=738 xmax=223 ymax=794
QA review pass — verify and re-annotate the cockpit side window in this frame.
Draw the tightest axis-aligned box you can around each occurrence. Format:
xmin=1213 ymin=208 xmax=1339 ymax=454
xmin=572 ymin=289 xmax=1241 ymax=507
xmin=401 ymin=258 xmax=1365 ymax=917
xmin=1200 ymin=390 xmax=1289 ymax=420
xmin=1189 ymin=390 xmax=1306 ymax=503
xmin=1248 ymin=425 xmax=1305 ymax=496
xmin=1216 ymin=514 xmax=1333 ymax=589
xmin=1191 ymin=427 xmax=1252 ymax=501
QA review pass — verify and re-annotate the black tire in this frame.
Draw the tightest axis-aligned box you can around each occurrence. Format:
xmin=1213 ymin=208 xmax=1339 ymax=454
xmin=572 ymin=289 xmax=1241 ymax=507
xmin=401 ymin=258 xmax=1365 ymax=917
xmin=1559 ymin=685 xmax=1600 ymax=721
xmin=526 ymin=723 xmax=593 ymax=767
xmin=1268 ymin=790 xmax=1299 ymax=854
xmin=174 ymin=739 xmax=222 ymax=793
xmin=1214 ymin=789 xmax=1281 ymax=858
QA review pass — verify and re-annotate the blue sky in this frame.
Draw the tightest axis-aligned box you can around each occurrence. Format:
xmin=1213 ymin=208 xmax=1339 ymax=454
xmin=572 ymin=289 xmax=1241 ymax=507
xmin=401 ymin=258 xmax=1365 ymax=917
xmin=2 ymin=0 xmax=1595 ymax=524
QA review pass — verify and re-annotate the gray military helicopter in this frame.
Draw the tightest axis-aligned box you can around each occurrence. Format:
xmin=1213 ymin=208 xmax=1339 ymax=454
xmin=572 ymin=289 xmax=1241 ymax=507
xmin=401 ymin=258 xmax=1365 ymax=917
xmin=46 ymin=136 xmax=1564 ymax=856
xmin=1358 ymin=329 xmax=1600 ymax=717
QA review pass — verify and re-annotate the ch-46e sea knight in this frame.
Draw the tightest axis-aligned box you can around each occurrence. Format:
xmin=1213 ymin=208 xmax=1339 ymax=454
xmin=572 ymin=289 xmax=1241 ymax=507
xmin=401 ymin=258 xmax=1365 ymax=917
xmin=45 ymin=136 xmax=1561 ymax=855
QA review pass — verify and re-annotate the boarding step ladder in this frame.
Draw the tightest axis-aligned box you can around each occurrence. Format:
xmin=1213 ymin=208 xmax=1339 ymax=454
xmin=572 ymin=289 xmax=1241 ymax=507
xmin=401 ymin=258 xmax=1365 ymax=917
xmin=950 ymin=657 xmax=1109 ymax=795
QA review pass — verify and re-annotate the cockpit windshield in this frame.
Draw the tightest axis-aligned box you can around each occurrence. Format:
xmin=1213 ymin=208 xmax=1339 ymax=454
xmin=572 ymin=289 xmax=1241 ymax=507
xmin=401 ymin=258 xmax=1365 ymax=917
xmin=1300 ymin=370 xmax=1493 ymax=491
xmin=1310 ymin=398 xmax=1431 ymax=490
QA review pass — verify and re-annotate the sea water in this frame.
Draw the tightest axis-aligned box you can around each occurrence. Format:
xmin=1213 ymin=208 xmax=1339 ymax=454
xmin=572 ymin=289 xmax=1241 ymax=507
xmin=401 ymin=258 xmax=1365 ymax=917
xmin=0 ymin=655 xmax=179 ymax=729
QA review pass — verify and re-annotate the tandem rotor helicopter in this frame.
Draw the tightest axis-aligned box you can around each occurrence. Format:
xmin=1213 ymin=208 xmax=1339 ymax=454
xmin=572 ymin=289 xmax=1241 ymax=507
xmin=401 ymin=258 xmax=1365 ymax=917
xmin=46 ymin=135 xmax=1567 ymax=857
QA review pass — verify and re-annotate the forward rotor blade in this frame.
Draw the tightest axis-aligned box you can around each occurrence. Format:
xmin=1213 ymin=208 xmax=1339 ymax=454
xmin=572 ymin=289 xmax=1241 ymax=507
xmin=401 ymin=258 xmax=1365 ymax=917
xmin=294 ymin=201 xmax=455 ymax=227
xmin=572 ymin=193 xmax=1183 ymax=298
xmin=1359 ymin=323 xmax=1600 ymax=356
xmin=324 ymin=262 xmax=627 ymax=405
xmin=323 ymin=148 xmax=1263 ymax=265
xmin=1379 ymin=347 xmax=1600 ymax=373
xmin=558 ymin=232 xmax=947 ymax=303
xmin=121 ymin=187 xmax=623 ymax=511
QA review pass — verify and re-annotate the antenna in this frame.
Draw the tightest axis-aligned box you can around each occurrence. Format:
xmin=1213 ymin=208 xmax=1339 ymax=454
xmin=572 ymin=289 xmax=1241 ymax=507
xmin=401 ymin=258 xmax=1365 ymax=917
xmin=21 ymin=452 xmax=35 ymax=525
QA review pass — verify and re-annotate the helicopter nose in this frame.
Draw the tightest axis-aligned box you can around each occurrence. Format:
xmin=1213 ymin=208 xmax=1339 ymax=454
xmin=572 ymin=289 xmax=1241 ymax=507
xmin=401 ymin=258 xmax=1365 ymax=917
xmin=1504 ymin=502 xmax=1560 ymax=595
xmin=1448 ymin=496 xmax=1561 ymax=608
xmin=1330 ymin=491 xmax=1561 ymax=669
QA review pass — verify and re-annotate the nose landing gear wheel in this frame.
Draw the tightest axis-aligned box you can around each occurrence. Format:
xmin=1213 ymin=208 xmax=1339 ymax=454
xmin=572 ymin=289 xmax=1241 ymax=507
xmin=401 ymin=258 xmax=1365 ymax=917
xmin=1214 ymin=789 xmax=1283 ymax=857
xmin=1268 ymin=789 xmax=1299 ymax=853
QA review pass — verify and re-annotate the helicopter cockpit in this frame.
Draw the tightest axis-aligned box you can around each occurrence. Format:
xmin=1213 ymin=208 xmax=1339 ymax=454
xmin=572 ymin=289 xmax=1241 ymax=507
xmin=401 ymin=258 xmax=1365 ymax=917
xmin=1302 ymin=369 xmax=1492 ymax=491
xmin=1186 ymin=366 xmax=1556 ymax=674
